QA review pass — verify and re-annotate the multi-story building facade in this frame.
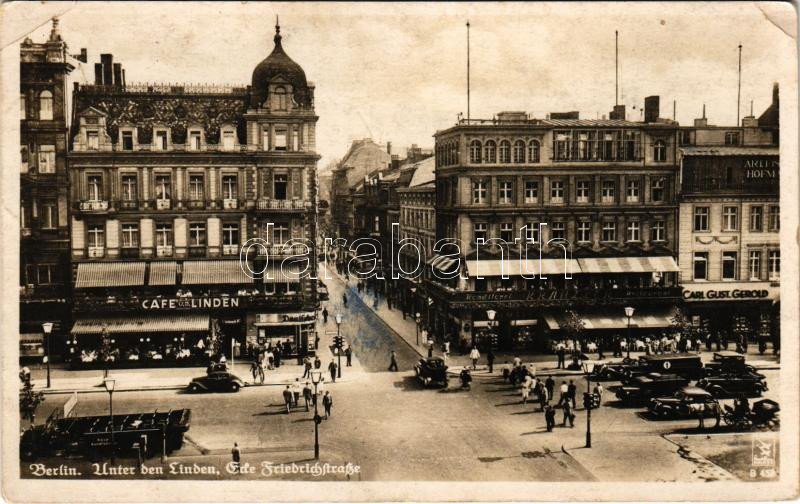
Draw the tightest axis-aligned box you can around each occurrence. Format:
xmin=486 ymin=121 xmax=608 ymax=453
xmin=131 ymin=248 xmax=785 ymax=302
xmin=427 ymin=103 xmax=683 ymax=350
xmin=678 ymin=85 xmax=780 ymax=348
xmin=19 ymin=19 xmax=80 ymax=361
xmin=66 ymin=24 xmax=320 ymax=366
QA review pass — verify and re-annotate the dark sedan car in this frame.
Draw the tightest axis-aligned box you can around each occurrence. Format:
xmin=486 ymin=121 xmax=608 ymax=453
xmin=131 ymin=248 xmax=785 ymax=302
xmin=703 ymin=351 xmax=764 ymax=378
xmin=614 ymin=373 xmax=690 ymax=405
xmin=648 ymin=387 xmax=719 ymax=419
xmin=413 ymin=357 xmax=448 ymax=387
xmin=188 ymin=372 xmax=245 ymax=393
xmin=697 ymin=374 xmax=767 ymax=398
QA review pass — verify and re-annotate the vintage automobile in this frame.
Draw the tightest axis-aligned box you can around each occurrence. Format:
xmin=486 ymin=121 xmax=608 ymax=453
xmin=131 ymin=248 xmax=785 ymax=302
xmin=614 ymin=373 xmax=690 ymax=405
xmin=413 ymin=357 xmax=448 ymax=387
xmin=588 ymin=359 xmax=637 ymax=381
xmin=648 ymin=386 xmax=720 ymax=419
xmin=187 ymin=371 xmax=245 ymax=393
xmin=621 ymin=354 xmax=705 ymax=384
xmin=318 ymin=281 xmax=330 ymax=301
xmin=696 ymin=374 xmax=767 ymax=398
xmin=703 ymin=351 xmax=764 ymax=378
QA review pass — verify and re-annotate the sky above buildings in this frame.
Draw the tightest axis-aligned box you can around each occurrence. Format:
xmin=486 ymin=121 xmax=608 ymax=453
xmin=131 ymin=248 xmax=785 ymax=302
xmin=5 ymin=2 xmax=795 ymax=169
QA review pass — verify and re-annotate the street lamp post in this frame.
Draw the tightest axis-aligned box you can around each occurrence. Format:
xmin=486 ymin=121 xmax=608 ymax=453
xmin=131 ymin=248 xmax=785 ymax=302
xmin=103 ymin=378 xmax=116 ymax=464
xmin=415 ymin=313 xmax=421 ymax=346
xmin=42 ymin=322 xmax=53 ymax=389
xmin=486 ymin=309 xmax=497 ymax=348
xmin=335 ymin=314 xmax=343 ymax=378
xmin=624 ymin=306 xmax=635 ymax=359
xmin=310 ymin=370 xmax=322 ymax=459
xmin=581 ymin=361 xmax=595 ymax=448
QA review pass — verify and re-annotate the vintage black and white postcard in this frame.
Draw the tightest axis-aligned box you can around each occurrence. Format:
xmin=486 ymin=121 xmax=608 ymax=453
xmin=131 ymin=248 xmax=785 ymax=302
xmin=1 ymin=1 xmax=797 ymax=502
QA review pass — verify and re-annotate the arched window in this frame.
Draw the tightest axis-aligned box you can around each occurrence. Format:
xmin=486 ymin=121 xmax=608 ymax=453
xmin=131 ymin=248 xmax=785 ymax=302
xmin=528 ymin=140 xmax=540 ymax=163
xmin=499 ymin=140 xmax=511 ymax=163
xmin=484 ymin=140 xmax=497 ymax=163
xmin=513 ymin=140 xmax=525 ymax=163
xmin=39 ymin=90 xmax=53 ymax=120
xmin=273 ymin=86 xmax=288 ymax=111
xmin=469 ymin=140 xmax=482 ymax=164
xmin=653 ymin=139 xmax=666 ymax=162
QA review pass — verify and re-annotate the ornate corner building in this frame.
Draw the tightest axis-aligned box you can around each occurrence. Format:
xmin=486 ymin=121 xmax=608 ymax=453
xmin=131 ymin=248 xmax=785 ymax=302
xmin=66 ymin=23 xmax=321 ymax=367
xmin=19 ymin=20 xmax=76 ymax=360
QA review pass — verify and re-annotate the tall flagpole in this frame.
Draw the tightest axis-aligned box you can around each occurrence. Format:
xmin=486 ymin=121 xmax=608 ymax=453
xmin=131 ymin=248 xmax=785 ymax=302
xmin=467 ymin=21 xmax=471 ymax=121
xmin=737 ymin=43 xmax=742 ymax=126
xmin=615 ymin=30 xmax=619 ymax=106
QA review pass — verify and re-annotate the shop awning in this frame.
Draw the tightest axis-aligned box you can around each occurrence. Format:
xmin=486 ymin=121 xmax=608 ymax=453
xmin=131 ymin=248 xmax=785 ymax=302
xmin=544 ymin=308 xmax=678 ymax=331
xmin=20 ymin=333 xmax=44 ymax=343
xmin=75 ymin=262 xmax=146 ymax=289
xmin=427 ymin=254 xmax=460 ymax=272
xmin=577 ymin=256 xmax=679 ymax=274
xmin=182 ymin=260 xmax=254 ymax=285
xmin=149 ymin=261 xmax=177 ymax=286
xmin=71 ymin=315 xmax=209 ymax=335
xmin=465 ymin=258 xmax=580 ymax=277
xmin=263 ymin=263 xmax=303 ymax=283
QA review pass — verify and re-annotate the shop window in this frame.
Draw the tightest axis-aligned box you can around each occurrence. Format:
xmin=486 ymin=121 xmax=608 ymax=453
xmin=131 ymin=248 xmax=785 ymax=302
xmin=550 ymin=180 xmax=564 ymax=204
xmin=723 ymin=206 xmax=738 ymax=231
xmin=651 ymin=220 xmax=665 ymax=242
xmin=274 ymin=174 xmax=288 ymax=200
xmin=768 ymin=250 xmax=780 ymax=280
xmin=750 ymin=205 xmax=763 ymax=231
xmin=469 ymin=140 xmax=481 ymax=164
xmin=722 ymin=251 xmax=738 ymax=281
xmin=576 ymin=180 xmax=590 ymax=203
xmin=472 ymin=180 xmax=486 ymax=204
xmin=693 ymin=252 xmax=708 ymax=281
xmin=524 ymin=181 xmax=538 ymax=204
xmin=693 ymin=207 xmax=709 ymax=232
xmin=37 ymin=145 xmax=56 ymax=174
xmin=39 ymin=90 xmax=53 ymax=120
xmin=577 ymin=221 xmax=591 ymax=243
xmin=748 ymin=250 xmax=761 ymax=280
xmin=602 ymin=221 xmax=616 ymax=242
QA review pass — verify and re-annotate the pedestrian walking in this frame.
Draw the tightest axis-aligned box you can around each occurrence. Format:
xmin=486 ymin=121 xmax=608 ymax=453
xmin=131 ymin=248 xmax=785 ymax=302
xmin=593 ymin=383 xmax=603 ymax=406
xmin=567 ymin=380 xmax=577 ymax=409
xmin=388 ymin=350 xmax=399 ymax=371
xmin=314 ymin=355 xmax=322 ymax=369
xmin=302 ymin=382 xmax=313 ymax=411
xmin=521 ymin=375 xmax=533 ymax=404
xmin=250 ymin=361 xmax=258 ymax=384
xmin=538 ymin=382 xmax=549 ymax=411
xmin=231 ymin=442 xmax=241 ymax=473
xmin=273 ymin=347 xmax=282 ymax=368
xmin=502 ymin=361 xmax=511 ymax=382
xmin=345 ymin=345 xmax=352 ymax=366
xmin=322 ymin=307 xmax=329 ymax=324
xmin=328 ymin=360 xmax=338 ymax=382
xmin=545 ymin=376 xmax=555 ymax=402
xmin=322 ymin=391 xmax=333 ymax=419
xmin=544 ymin=405 xmax=556 ymax=432
xmin=556 ymin=346 xmax=566 ymax=369
xmin=558 ymin=381 xmax=568 ymax=405
xmin=469 ymin=347 xmax=480 ymax=370
xmin=282 ymin=385 xmax=293 ymax=414
xmin=487 ymin=348 xmax=495 ymax=374
xmin=562 ymin=402 xmax=575 ymax=427
xmin=292 ymin=378 xmax=302 ymax=407
xmin=303 ymin=357 xmax=312 ymax=378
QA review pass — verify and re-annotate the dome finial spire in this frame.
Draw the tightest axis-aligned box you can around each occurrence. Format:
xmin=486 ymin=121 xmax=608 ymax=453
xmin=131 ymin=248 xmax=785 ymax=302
xmin=274 ymin=15 xmax=282 ymax=46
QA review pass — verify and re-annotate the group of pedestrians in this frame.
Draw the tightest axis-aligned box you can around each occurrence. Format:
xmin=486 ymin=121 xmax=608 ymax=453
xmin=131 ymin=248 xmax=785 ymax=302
xmin=281 ymin=378 xmax=333 ymax=418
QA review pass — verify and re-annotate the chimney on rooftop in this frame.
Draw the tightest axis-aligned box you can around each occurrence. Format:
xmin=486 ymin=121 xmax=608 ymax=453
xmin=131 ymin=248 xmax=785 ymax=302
xmin=94 ymin=63 xmax=103 ymax=85
xmin=644 ymin=96 xmax=659 ymax=123
xmin=113 ymin=63 xmax=122 ymax=87
xmin=101 ymin=54 xmax=113 ymax=86
xmin=693 ymin=104 xmax=708 ymax=127
xmin=609 ymin=104 xmax=626 ymax=120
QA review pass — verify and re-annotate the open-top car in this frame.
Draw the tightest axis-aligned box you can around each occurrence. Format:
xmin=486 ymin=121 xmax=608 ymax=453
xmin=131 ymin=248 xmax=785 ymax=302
xmin=188 ymin=371 xmax=245 ymax=393
xmin=614 ymin=372 xmax=690 ymax=405
xmin=703 ymin=351 xmax=763 ymax=378
xmin=697 ymin=373 xmax=767 ymax=398
xmin=413 ymin=357 xmax=448 ymax=387
xmin=648 ymin=386 xmax=719 ymax=419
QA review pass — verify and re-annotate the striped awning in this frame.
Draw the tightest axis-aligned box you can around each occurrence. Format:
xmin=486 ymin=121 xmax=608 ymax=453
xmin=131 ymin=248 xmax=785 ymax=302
xmin=428 ymin=255 xmax=459 ymax=272
xmin=263 ymin=262 xmax=303 ymax=283
xmin=75 ymin=262 xmax=146 ymax=289
xmin=71 ymin=315 xmax=209 ymax=335
xmin=181 ymin=260 xmax=254 ymax=285
xmin=577 ymin=256 xmax=679 ymax=274
xmin=149 ymin=261 xmax=177 ymax=286
xmin=544 ymin=308 xmax=677 ymax=331
xmin=465 ymin=259 xmax=580 ymax=278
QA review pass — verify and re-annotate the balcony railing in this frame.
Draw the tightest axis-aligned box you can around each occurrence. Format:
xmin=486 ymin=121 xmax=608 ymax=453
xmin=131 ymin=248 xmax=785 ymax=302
xmin=79 ymin=200 xmax=109 ymax=212
xmin=188 ymin=246 xmax=207 ymax=258
xmin=87 ymin=246 xmax=105 ymax=258
xmin=119 ymin=200 xmax=138 ymax=210
xmin=256 ymin=199 xmax=306 ymax=210
xmin=156 ymin=199 xmax=171 ymax=210
xmin=156 ymin=245 xmax=173 ymax=257
xmin=223 ymin=198 xmax=239 ymax=209
xmin=186 ymin=200 xmax=205 ymax=210
xmin=222 ymin=244 xmax=239 ymax=256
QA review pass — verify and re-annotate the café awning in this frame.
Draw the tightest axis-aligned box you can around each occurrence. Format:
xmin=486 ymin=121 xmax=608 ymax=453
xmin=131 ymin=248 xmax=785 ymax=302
xmin=181 ymin=260 xmax=254 ymax=285
xmin=263 ymin=262 xmax=303 ymax=283
xmin=464 ymin=258 xmax=580 ymax=277
xmin=75 ymin=262 xmax=146 ymax=289
xmin=544 ymin=307 xmax=678 ymax=331
xmin=427 ymin=254 xmax=460 ymax=272
xmin=71 ymin=315 xmax=210 ymax=335
xmin=577 ymin=256 xmax=679 ymax=274
xmin=149 ymin=261 xmax=177 ymax=286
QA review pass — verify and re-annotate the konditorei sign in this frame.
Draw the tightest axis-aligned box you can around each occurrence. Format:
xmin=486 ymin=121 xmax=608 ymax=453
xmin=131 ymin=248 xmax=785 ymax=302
xmin=682 ymin=282 xmax=779 ymax=302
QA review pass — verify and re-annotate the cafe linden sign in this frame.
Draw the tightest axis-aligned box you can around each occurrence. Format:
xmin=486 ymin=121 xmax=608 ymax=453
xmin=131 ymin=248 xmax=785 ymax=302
xmin=141 ymin=296 xmax=240 ymax=310
xmin=682 ymin=282 xmax=779 ymax=302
